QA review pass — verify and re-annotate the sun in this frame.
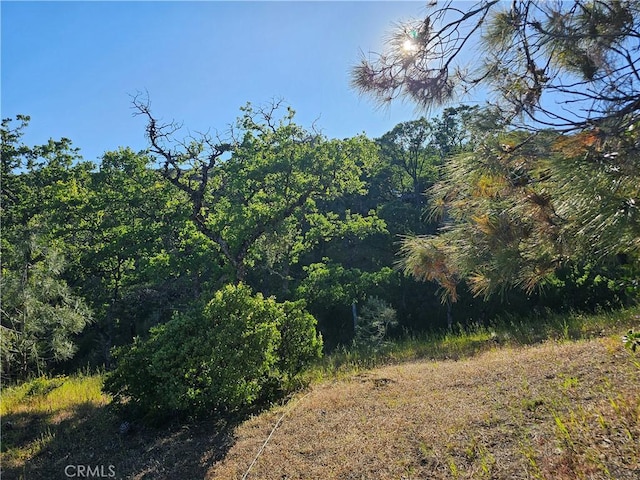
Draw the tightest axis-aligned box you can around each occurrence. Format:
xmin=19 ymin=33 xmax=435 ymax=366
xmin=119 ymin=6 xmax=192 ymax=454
xmin=402 ymin=38 xmax=419 ymax=54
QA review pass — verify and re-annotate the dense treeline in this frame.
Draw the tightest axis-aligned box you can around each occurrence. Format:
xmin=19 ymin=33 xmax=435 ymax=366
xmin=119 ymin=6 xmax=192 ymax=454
xmin=0 ymin=107 xmax=443 ymax=382
xmin=4 ymin=1 xmax=640 ymax=405
xmin=3 ymin=97 xmax=637 ymax=390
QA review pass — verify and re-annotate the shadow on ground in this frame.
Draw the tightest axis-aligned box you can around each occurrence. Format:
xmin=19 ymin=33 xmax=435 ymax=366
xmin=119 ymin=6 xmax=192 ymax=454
xmin=1 ymin=402 xmax=237 ymax=480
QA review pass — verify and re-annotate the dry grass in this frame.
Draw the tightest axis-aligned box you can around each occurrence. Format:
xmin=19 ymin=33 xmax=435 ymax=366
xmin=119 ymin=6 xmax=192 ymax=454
xmin=0 ymin=373 xmax=237 ymax=480
xmin=208 ymin=338 xmax=639 ymax=480
xmin=1 ymin=309 xmax=639 ymax=479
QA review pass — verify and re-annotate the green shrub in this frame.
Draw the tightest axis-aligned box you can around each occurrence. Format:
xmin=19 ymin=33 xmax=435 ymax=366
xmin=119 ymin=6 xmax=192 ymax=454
xmin=277 ymin=301 xmax=324 ymax=376
xmin=354 ymin=296 xmax=398 ymax=348
xmin=103 ymin=283 xmax=322 ymax=418
xmin=24 ymin=376 xmax=66 ymax=397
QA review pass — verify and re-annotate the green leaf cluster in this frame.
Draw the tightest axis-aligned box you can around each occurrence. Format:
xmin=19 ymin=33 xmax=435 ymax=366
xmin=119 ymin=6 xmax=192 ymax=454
xmin=104 ymin=283 xmax=322 ymax=418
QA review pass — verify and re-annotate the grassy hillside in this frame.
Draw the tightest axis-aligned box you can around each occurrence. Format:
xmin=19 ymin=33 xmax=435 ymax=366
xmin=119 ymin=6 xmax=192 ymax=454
xmin=212 ymin=338 xmax=639 ymax=479
xmin=1 ymin=308 xmax=639 ymax=479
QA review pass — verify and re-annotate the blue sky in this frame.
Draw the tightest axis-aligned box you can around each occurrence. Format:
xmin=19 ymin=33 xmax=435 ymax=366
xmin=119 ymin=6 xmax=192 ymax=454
xmin=2 ymin=1 xmax=439 ymax=163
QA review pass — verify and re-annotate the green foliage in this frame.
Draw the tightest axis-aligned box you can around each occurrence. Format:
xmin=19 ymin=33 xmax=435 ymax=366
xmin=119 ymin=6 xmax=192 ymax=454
xmin=375 ymin=107 xmax=478 ymax=204
xmin=1 ymin=117 xmax=101 ymax=380
xmin=104 ymin=283 xmax=322 ymax=418
xmin=60 ymin=148 xmax=200 ymax=360
xmin=0 ymin=233 xmax=92 ymax=382
xmin=1 ymin=116 xmax=89 ymax=231
xmin=2 ymin=108 xmax=460 ymax=362
xmin=297 ymin=260 xmax=395 ymax=307
xmin=400 ymin=125 xmax=640 ymax=307
xmin=377 ymin=117 xmax=440 ymax=200
xmin=295 ymin=260 xmax=399 ymax=348
xmin=22 ymin=376 xmax=66 ymax=398
xmin=63 ymin=148 xmax=192 ymax=302
xmin=354 ymin=297 xmax=399 ymax=348
xmin=277 ymin=301 xmax=324 ymax=377
xmin=549 ymin=127 xmax=640 ymax=261
xmin=2 ymin=116 xmax=198 ymax=369
xmin=354 ymin=1 xmax=640 ymax=315
xmin=138 ymin=99 xmax=382 ymax=286
xmin=622 ymin=330 xmax=640 ymax=352
xmin=289 ymin=107 xmax=478 ymax=336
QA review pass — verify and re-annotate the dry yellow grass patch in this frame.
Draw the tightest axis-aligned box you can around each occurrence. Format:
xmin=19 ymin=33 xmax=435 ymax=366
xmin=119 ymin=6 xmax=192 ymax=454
xmin=207 ymin=339 xmax=639 ymax=480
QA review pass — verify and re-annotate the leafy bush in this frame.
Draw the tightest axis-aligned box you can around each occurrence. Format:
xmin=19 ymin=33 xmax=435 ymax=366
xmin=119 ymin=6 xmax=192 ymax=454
xmin=354 ymin=296 xmax=398 ymax=347
xmin=277 ymin=301 xmax=324 ymax=376
xmin=103 ymin=283 xmax=322 ymax=418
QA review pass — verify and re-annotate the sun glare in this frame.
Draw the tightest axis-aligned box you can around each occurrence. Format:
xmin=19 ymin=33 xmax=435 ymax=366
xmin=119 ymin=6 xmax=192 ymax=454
xmin=402 ymin=38 xmax=418 ymax=54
